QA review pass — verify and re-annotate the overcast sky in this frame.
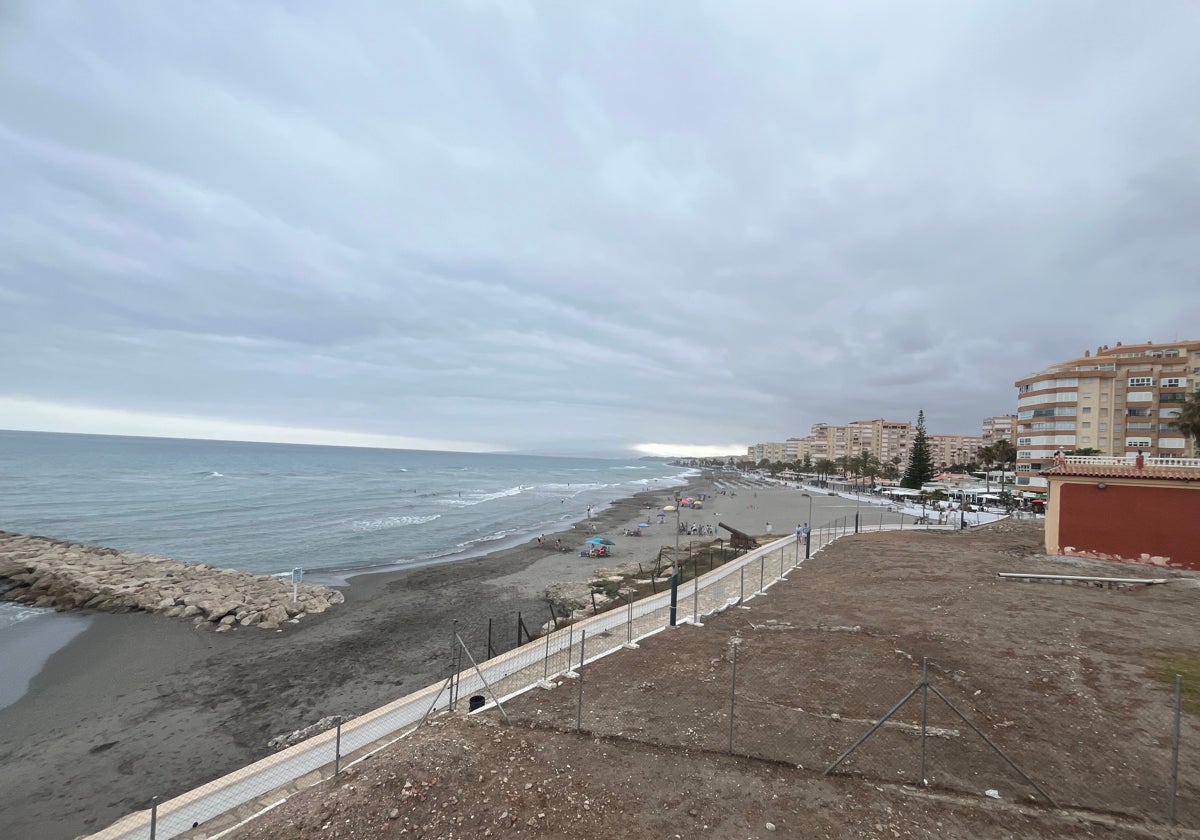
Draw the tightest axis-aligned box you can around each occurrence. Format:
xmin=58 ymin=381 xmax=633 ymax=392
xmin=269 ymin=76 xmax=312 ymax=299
xmin=2 ymin=2 xmax=1199 ymax=457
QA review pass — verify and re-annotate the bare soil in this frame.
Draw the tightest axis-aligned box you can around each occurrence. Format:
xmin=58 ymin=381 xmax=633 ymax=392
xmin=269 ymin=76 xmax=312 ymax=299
xmin=226 ymin=520 xmax=1200 ymax=839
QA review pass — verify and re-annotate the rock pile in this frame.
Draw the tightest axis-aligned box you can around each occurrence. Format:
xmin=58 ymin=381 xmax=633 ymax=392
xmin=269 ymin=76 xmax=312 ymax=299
xmin=0 ymin=530 xmax=344 ymax=630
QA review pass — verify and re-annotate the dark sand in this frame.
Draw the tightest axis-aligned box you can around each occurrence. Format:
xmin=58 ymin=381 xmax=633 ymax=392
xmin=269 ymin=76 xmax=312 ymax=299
xmin=0 ymin=479 xmax=744 ymax=840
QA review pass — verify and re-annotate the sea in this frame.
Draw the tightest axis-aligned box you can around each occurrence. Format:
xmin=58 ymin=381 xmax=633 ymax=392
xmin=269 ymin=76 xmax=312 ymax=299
xmin=0 ymin=430 xmax=692 ymax=697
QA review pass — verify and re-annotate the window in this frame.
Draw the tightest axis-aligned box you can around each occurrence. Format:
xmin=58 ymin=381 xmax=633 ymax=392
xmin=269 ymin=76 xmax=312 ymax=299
xmin=1128 ymin=376 xmax=1155 ymax=387
xmin=1099 ymin=423 xmax=1108 ymax=431
xmin=1081 ymin=422 xmax=1091 ymax=429
xmin=1082 ymin=406 xmax=1092 ymax=413
xmin=1161 ymin=392 xmax=1185 ymax=402
xmin=1127 ymin=408 xmax=1152 ymax=417
xmin=1126 ymin=422 xmax=1153 ymax=430
xmin=1163 ymin=377 xmax=1187 ymax=388
xmin=1099 ymin=437 xmax=1108 ymax=445
xmin=1125 ymin=438 xmax=1152 ymax=448
xmin=1018 ymin=437 xmax=1032 ymax=446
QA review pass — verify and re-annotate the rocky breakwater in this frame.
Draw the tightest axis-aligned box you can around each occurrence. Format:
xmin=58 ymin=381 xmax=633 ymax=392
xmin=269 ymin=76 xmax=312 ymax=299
xmin=0 ymin=531 xmax=344 ymax=631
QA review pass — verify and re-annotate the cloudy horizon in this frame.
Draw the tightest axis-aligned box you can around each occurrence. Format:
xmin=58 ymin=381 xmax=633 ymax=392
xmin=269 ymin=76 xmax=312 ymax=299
xmin=3 ymin=2 xmax=1199 ymax=457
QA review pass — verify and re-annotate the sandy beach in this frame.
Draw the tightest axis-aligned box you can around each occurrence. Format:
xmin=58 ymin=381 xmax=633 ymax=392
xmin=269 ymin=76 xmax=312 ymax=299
xmin=0 ymin=475 xmax=862 ymax=840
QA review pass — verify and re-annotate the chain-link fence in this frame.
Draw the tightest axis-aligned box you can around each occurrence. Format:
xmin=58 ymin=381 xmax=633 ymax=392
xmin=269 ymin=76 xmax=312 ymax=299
xmin=83 ymin=516 xmax=955 ymax=840
xmin=513 ymin=629 xmax=1197 ymax=830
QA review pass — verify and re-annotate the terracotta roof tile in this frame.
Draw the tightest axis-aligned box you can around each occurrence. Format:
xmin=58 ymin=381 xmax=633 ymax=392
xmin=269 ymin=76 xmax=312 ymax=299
xmin=1040 ymin=463 xmax=1200 ymax=482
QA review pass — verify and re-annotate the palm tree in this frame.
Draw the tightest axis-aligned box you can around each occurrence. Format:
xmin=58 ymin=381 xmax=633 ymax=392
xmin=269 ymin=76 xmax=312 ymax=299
xmin=815 ymin=459 xmax=835 ymax=486
xmin=977 ymin=444 xmax=995 ymax=493
xmin=1170 ymin=389 xmax=1200 ymax=457
xmin=991 ymin=439 xmax=1017 ymax=498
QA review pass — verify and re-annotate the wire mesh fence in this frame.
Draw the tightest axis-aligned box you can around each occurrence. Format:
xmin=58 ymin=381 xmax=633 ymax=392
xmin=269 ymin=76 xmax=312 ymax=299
xmin=510 ymin=630 xmax=1197 ymax=831
xmin=82 ymin=517 xmax=960 ymax=840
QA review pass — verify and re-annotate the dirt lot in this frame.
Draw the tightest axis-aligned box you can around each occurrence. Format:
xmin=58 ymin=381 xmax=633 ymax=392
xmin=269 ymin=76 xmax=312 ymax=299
xmin=227 ymin=521 xmax=1200 ymax=839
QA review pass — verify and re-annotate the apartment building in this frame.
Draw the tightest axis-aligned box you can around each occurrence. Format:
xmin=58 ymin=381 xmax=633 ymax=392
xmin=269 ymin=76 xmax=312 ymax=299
xmin=981 ymin=415 xmax=1017 ymax=445
xmin=926 ymin=435 xmax=983 ymax=469
xmin=747 ymin=439 xmax=801 ymax=463
xmin=749 ymin=416 xmax=1001 ymax=468
xmin=1013 ymin=339 xmax=1200 ymax=491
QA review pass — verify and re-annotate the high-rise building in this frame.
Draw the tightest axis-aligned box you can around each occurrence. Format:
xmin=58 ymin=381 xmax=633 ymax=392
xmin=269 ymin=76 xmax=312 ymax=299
xmin=981 ymin=415 xmax=1017 ymax=445
xmin=926 ymin=435 xmax=983 ymax=469
xmin=1013 ymin=340 xmax=1200 ymax=491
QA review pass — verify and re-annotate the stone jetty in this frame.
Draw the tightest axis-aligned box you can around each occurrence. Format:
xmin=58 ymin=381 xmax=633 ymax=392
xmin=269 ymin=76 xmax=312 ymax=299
xmin=0 ymin=531 xmax=344 ymax=631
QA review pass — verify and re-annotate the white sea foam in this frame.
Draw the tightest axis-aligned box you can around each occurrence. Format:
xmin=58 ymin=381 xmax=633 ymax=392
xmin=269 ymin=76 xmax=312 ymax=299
xmin=455 ymin=526 xmax=523 ymax=548
xmin=0 ymin=602 xmax=49 ymax=632
xmin=438 ymin=485 xmax=527 ymax=507
xmin=351 ymin=514 xmax=441 ymax=531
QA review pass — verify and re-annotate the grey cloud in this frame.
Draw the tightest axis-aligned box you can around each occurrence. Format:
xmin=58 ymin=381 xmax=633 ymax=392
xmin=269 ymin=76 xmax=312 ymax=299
xmin=3 ymin=1 xmax=1200 ymax=452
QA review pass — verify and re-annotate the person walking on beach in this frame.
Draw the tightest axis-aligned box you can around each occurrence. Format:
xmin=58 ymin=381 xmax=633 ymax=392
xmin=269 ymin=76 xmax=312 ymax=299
xmin=765 ymin=521 xmax=771 ymax=534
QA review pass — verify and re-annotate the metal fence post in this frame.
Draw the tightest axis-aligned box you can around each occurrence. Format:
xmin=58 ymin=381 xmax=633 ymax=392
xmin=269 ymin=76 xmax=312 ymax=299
xmin=692 ymin=573 xmax=699 ymax=624
xmin=919 ymin=658 xmax=929 ymax=786
xmin=149 ymin=797 xmax=158 ymax=840
xmin=1171 ymin=673 xmax=1182 ymax=824
xmin=739 ymin=566 xmax=745 ymax=603
xmin=728 ymin=642 xmax=738 ymax=753
xmin=779 ymin=546 xmax=784 ymax=579
xmin=335 ymin=718 xmax=343 ymax=775
xmin=449 ymin=619 xmax=459 ymax=711
xmin=759 ymin=555 xmax=765 ymax=593
xmin=567 ymin=624 xmax=574 ymax=673
xmin=543 ymin=625 xmax=551 ymax=680
xmin=576 ymin=630 xmax=586 ymax=731
xmin=626 ymin=596 xmax=633 ymax=645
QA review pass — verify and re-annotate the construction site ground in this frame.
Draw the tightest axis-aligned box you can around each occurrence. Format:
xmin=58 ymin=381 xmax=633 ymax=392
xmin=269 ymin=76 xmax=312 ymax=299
xmin=228 ymin=520 xmax=1200 ymax=840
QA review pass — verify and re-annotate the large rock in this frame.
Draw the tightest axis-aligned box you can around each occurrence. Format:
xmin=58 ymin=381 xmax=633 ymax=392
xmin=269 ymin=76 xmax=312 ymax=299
xmin=0 ymin=530 xmax=343 ymax=631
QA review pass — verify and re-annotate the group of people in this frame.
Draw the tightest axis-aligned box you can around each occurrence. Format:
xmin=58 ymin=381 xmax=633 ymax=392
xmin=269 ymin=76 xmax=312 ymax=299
xmin=679 ymin=522 xmax=717 ymax=536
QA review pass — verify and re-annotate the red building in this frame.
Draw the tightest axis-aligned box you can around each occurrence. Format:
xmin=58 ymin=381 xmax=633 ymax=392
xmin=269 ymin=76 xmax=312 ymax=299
xmin=1042 ymin=456 xmax=1200 ymax=570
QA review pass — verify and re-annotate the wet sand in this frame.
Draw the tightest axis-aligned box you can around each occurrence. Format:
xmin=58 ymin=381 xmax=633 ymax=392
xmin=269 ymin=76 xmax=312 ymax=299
xmin=0 ymin=477 xmax=836 ymax=840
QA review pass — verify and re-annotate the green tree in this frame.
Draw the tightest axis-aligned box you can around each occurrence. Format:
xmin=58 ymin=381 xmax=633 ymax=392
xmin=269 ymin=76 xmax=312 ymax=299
xmin=815 ymin=458 xmax=835 ymax=483
xmin=991 ymin=439 xmax=1017 ymax=497
xmin=800 ymin=454 xmax=814 ymax=472
xmin=977 ymin=444 xmax=995 ymax=492
xmin=859 ymin=449 xmax=880 ymax=486
xmin=1169 ymin=390 xmax=1200 ymax=456
xmin=901 ymin=410 xmax=936 ymax=489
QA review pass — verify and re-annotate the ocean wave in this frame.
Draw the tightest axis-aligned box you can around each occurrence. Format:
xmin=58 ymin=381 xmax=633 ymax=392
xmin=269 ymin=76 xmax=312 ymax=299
xmin=0 ymin=602 xmax=50 ymax=631
xmin=196 ymin=470 xmax=225 ymax=478
xmin=614 ymin=465 xmax=648 ymax=470
xmin=438 ymin=485 xmax=527 ymax=507
xmin=454 ymin=526 xmax=524 ymax=549
xmin=351 ymin=514 xmax=441 ymax=531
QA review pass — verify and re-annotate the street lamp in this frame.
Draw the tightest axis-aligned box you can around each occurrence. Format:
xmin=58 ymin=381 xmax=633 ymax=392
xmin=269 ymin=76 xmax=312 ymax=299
xmin=664 ymin=495 xmax=682 ymax=627
xmin=801 ymin=493 xmax=813 ymax=559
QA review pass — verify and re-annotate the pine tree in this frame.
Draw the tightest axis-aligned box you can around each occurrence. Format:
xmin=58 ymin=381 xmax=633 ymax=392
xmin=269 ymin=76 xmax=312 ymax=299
xmin=901 ymin=409 xmax=935 ymax=489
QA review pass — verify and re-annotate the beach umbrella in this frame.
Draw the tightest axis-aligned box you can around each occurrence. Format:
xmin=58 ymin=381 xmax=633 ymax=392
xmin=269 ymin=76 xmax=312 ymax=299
xmin=663 ymin=505 xmax=677 ymax=511
xmin=588 ymin=537 xmax=616 ymax=545
xmin=638 ymin=523 xmax=650 ymax=528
